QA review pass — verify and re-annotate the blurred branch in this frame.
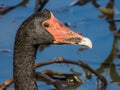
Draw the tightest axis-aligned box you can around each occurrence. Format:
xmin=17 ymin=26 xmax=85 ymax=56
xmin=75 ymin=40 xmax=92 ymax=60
xmin=108 ymin=19 xmax=120 ymax=22
xmin=0 ymin=78 xmax=13 ymax=90
xmin=70 ymin=0 xmax=93 ymax=6
xmin=34 ymin=0 xmax=49 ymax=13
xmin=92 ymin=0 xmax=117 ymax=31
xmin=96 ymin=37 xmax=120 ymax=84
xmin=96 ymin=37 xmax=118 ymax=74
xmin=0 ymin=49 xmax=11 ymax=53
xmin=0 ymin=0 xmax=29 ymax=15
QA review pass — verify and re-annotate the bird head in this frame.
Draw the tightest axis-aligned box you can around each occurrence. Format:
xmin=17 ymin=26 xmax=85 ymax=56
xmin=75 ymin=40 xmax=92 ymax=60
xmin=40 ymin=9 xmax=92 ymax=48
xmin=19 ymin=9 xmax=92 ymax=48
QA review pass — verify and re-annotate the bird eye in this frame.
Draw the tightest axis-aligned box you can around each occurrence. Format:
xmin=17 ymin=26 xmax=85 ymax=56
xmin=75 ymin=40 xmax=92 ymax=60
xmin=43 ymin=22 xmax=50 ymax=28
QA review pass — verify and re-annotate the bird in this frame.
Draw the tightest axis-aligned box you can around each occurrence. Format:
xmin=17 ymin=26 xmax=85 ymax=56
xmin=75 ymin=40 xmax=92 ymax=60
xmin=13 ymin=9 xmax=92 ymax=90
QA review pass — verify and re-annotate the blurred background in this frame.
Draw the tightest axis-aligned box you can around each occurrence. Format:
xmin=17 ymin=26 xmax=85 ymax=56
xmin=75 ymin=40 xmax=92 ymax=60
xmin=0 ymin=0 xmax=120 ymax=90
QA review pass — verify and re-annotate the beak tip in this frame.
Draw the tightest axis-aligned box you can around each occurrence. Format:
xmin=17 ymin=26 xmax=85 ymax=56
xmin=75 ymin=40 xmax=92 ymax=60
xmin=78 ymin=37 xmax=92 ymax=48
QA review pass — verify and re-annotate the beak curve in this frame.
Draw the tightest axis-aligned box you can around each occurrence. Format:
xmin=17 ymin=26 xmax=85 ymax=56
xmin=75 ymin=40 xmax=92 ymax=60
xmin=78 ymin=37 xmax=92 ymax=48
xmin=42 ymin=12 xmax=92 ymax=48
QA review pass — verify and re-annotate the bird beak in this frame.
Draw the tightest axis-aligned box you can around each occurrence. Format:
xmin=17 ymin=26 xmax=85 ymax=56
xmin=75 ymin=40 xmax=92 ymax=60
xmin=42 ymin=12 xmax=92 ymax=48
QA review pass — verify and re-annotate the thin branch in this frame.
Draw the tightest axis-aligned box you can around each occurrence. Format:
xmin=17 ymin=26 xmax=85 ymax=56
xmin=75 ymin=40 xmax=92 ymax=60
xmin=34 ymin=0 xmax=49 ymax=13
xmin=0 ymin=78 xmax=14 ymax=90
xmin=0 ymin=58 xmax=107 ymax=90
xmin=0 ymin=0 xmax=29 ymax=15
xmin=35 ymin=58 xmax=107 ymax=86
xmin=36 ymin=72 xmax=64 ymax=90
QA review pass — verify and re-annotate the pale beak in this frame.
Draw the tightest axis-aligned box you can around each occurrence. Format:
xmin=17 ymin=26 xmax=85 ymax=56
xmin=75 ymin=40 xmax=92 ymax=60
xmin=78 ymin=37 xmax=92 ymax=48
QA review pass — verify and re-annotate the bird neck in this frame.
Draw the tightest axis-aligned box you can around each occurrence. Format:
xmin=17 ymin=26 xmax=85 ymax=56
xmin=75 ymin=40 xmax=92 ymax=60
xmin=13 ymin=40 xmax=38 ymax=90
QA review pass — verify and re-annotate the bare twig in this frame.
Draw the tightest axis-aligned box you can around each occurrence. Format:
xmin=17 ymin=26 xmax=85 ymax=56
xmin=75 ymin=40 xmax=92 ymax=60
xmin=42 ymin=69 xmax=83 ymax=85
xmin=36 ymin=72 xmax=64 ymax=90
xmin=35 ymin=58 xmax=107 ymax=86
xmin=0 ymin=0 xmax=29 ymax=15
xmin=0 ymin=58 xmax=107 ymax=90
xmin=0 ymin=78 xmax=14 ymax=90
xmin=34 ymin=0 xmax=49 ymax=13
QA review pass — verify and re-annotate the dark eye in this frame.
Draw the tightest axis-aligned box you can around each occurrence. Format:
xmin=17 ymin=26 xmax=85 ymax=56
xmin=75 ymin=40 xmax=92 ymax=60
xmin=43 ymin=22 xmax=49 ymax=28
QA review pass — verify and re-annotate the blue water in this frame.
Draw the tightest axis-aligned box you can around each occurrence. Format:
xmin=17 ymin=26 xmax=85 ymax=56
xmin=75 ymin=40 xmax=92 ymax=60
xmin=0 ymin=0 xmax=120 ymax=90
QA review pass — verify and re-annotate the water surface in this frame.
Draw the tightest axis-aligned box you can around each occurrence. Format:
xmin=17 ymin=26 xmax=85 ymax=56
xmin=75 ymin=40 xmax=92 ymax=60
xmin=0 ymin=0 xmax=120 ymax=90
